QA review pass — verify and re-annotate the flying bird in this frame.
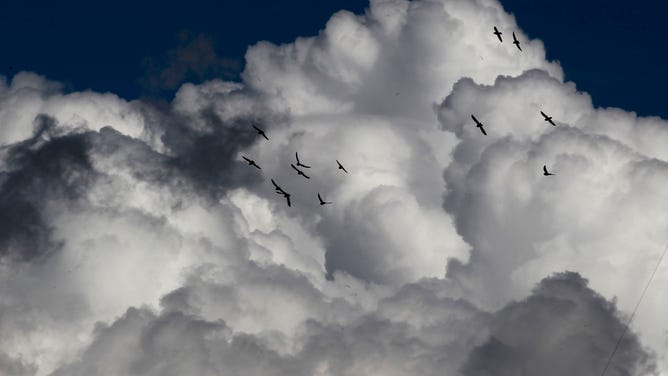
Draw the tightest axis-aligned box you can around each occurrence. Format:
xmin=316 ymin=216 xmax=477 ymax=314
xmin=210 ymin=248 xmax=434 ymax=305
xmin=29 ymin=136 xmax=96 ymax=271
xmin=282 ymin=192 xmax=292 ymax=207
xmin=295 ymin=152 xmax=311 ymax=168
xmin=336 ymin=160 xmax=348 ymax=173
xmin=271 ymin=179 xmax=286 ymax=194
xmin=241 ymin=156 xmax=261 ymax=169
xmin=471 ymin=114 xmax=487 ymax=136
xmin=291 ymin=164 xmax=311 ymax=179
xmin=252 ymin=124 xmax=269 ymax=140
xmin=512 ymin=32 xmax=522 ymax=51
xmin=493 ymin=26 xmax=503 ymax=42
xmin=543 ymin=165 xmax=555 ymax=176
xmin=271 ymin=179 xmax=291 ymax=206
xmin=318 ymin=193 xmax=332 ymax=205
xmin=540 ymin=111 xmax=556 ymax=126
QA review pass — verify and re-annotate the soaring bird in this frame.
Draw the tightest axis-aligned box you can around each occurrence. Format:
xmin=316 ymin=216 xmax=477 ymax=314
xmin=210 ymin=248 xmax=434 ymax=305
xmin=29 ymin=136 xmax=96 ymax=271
xmin=336 ymin=160 xmax=348 ymax=173
xmin=271 ymin=179 xmax=286 ymax=194
xmin=318 ymin=193 xmax=332 ymax=205
xmin=241 ymin=156 xmax=261 ymax=169
xmin=295 ymin=152 xmax=311 ymax=168
xmin=291 ymin=164 xmax=311 ymax=179
xmin=493 ymin=26 xmax=503 ymax=42
xmin=252 ymin=124 xmax=269 ymax=140
xmin=512 ymin=32 xmax=522 ymax=51
xmin=471 ymin=114 xmax=487 ymax=136
xmin=543 ymin=165 xmax=555 ymax=176
xmin=540 ymin=111 xmax=556 ymax=126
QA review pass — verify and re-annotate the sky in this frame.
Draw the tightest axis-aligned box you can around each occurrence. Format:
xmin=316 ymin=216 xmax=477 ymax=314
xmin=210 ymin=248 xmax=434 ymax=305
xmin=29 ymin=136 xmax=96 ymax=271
xmin=2 ymin=0 xmax=668 ymax=375
xmin=1 ymin=1 xmax=667 ymax=118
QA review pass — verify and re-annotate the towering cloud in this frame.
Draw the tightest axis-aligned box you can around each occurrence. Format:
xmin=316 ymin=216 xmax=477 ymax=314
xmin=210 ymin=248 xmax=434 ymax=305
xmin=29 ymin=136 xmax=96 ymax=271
xmin=0 ymin=0 xmax=666 ymax=375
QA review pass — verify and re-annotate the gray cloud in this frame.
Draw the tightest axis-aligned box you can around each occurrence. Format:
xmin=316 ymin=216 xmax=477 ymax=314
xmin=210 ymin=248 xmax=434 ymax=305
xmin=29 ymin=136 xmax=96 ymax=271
xmin=461 ymin=272 xmax=657 ymax=376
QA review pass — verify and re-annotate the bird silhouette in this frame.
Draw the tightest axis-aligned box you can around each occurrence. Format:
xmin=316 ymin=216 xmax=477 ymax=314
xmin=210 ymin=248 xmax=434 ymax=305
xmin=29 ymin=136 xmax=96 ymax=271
xmin=271 ymin=179 xmax=286 ymax=194
xmin=540 ymin=111 xmax=556 ymax=126
xmin=291 ymin=164 xmax=311 ymax=179
xmin=242 ymin=156 xmax=261 ymax=169
xmin=271 ymin=179 xmax=291 ymax=206
xmin=295 ymin=152 xmax=311 ymax=168
xmin=282 ymin=192 xmax=292 ymax=207
xmin=493 ymin=26 xmax=503 ymax=42
xmin=336 ymin=160 xmax=348 ymax=173
xmin=512 ymin=32 xmax=522 ymax=51
xmin=543 ymin=165 xmax=555 ymax=176
xmin=471 ymin=114 xmax=487 ymax=136
xmin=252 ymin=124 xmax=269 ymax=140
xmin=318 ymin=193 xmax=332 ymax=205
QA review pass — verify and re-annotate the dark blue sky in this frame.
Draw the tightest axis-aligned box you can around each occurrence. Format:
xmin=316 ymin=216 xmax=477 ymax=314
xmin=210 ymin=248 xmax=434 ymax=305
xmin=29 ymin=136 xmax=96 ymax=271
xmin=1 ymin=1 xmax=666 ymax=118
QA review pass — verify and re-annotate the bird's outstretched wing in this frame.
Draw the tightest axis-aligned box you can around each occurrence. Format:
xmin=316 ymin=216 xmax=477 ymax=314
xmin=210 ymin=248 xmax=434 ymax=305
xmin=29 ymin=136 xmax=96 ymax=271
xmin=242 ymin=156 xmax=251 ymax=163
xmin=337 ymin=160 xmax=348 ymax=173
xmin=296 ymin=152 xmax=311 ymax=168
xmin=291 ymin=164 xmax=300 ymax=173
xmin=285 ymin=195 xmax=291 ymax=207
xmin=540 ymin=111 xmax=547 ymax=119
xmin=543 ymin=165 xmax=548 ymax=174
xmin=318 ymin=193 xmax=323 ymax=202
xmin=479 ymin=126 xmax=487 ymax=136
xmin=271 ymin=179 xmax=284 ymax=193
xmin=471 ymin=114 xmax=480 ymax=124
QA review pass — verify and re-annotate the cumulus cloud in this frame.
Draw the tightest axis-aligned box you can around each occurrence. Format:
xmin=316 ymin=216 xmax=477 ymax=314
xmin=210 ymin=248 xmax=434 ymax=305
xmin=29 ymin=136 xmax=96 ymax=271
xmin=0 ymin=0 xmax=667 ymax=375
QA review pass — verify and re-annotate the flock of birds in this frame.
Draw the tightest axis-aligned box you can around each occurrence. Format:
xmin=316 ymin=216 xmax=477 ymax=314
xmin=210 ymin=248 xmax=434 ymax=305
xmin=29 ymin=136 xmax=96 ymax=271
xmin=240 ymin=26 xmax=558 ymax=208
xmin=475 ymin=26 xmax=558 ymax=177
xmin=241 ymin=125 xmax=347 ymax=207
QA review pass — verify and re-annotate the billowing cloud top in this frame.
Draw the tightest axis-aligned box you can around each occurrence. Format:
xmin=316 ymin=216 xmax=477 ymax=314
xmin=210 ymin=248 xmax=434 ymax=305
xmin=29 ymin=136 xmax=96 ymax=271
xmin=0 ymin=0 xmax=666 ymax=375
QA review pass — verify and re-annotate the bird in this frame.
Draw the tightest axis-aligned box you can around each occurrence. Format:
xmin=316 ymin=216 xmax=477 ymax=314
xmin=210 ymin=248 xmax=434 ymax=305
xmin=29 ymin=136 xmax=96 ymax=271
xmin=471 ymin=114 xmax=487 ymax=136
xmin=291 ymin=164 xmax=311 ymax=179
xmin=282 ymin=192 xmax=292 ymax=207
xmin=336 ymin=160 xmax=348 ymax=173
xmin=271 ymin=179 xmax=292 ymax=206
xmin=271 ymin=179 xmax=286 ymax=194
xmin=252 ymin=124 xmax=269 ymax=140
xmin=318 ymin=193 xmax=332 ymax=205
xmin=512 ymin=32 xmax=522 ymax=51
xmin=540 ymin=111 xmax=556 ymax=126
xmin=543 ymin=165 xmax=555 ymax=176
xmin=241 ymin=156 xmax=261 ymax=169
xmin=295 ymin=152 xmax=311 ymax=168
xmin=493 ymin=26 xmax=503 ymax=42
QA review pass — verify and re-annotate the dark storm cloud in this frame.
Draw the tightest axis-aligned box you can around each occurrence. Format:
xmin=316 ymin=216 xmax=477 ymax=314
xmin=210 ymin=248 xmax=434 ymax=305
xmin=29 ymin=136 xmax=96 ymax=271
xmin=140 ymin=31 xmax=240 ymax=94
xmin=0 ymin=115 xmax=96 ymax=262
xmin=141 ymin=104 xmax=267 ymax=198
xmin=0 ymin=99 xmax=267 ymax=263
xmin=461 ymin=272 xmax=657 ymax=376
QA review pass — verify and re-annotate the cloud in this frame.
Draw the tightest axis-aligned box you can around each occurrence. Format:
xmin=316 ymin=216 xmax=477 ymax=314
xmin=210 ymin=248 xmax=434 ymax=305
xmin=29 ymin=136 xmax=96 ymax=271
xmin=435 ymin=67 xmax=668 ymax=359
xmin=0 ymin=0 xmax=667 ymax=374
xmin=51 ymin=272 xmax=655 ymax=376
xmin=461 ymin=272 xmax=656 ymax=376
